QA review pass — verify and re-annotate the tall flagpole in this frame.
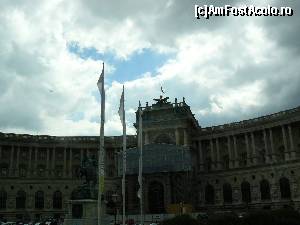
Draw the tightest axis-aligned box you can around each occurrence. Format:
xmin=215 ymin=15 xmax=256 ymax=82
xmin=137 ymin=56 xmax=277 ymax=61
xmin=118 ymin=85 xmax=127 ymax=225
xmin=97 ymin=62 xmax=105 ymax=225
xmin=138 ymin=102 xmax=144 ymax=225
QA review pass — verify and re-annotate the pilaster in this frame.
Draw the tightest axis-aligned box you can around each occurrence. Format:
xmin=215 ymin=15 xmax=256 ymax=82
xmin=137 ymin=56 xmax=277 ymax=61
xmin=281 ymin=125 xmax=290 ymax=161
xmin=52 ymin=147 xmax=56 ymax=176
xmin=63 ymin=147 xmax=67 ymax=177
xmin=175 ymin=128 xmax=180 ymax=145
xmin=69 ymin=148 xmax=73 ymax=178
xmin=251 ymin=132 xmax=258 ymax=165
xmin=263 ymin=129 xmax=271 ymax=163
xmin=16 ymin=145 xmax=20 ymax=176
xmin=198 ymin=141 xmax=204 ymax=172
xmin=46 ymin=148 xmax=50 ymax=176
xmin=210 ymin=139 xmax=215 ymax=170
xmin=288 ymin=125 xmax=296 ymax=160
xmin=183 ymin=129 xmax=188 ymax=146
xmin=34 ymin=147 xmax=38 ymax=176
xmin=245 ymin=133 xmax=251 ymax=166
xmin=216 ymin=138 xmax=222 ymax=169
xmin=227 ymin=136 xmax=234 ymax=169
xmin=269 ymin=128 xmax=276 ymax=163
xmin=9 ymin=145 xmax=14 ymax=176
xmin=233 ymin=136 xmax=239 ymax=168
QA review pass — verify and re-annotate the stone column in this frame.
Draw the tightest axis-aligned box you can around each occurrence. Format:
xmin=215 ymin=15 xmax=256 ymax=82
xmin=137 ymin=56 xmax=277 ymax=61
xmin=183 ymin=129 xmax=189 ymax=146
xmin=244 ymin=133 xmax=251 ymax=166
xmin=9 ymin=145 xmax=14 ymax=176
xmin=210 ymin=139 xmax=215 ymax=170
xmin=216 ymin=138 xmax=221 ymax=169
xmin=227 ymin=136 xmax=234 ymax=169
xmin=269 ymin=128 xmax=276 ymax=162
xmin=46 ymin=148 xmax=50 ymax=176
xmin=175 ymin=128 xmax=180 ymax=145
xmin=263 ymin=129 xmax=271 ymax=163
xmin=69 ymin=148 xmax=73 ymax=178
xmin=144 ymin=131 xmax=149 ymax=145
xmin=198 ymin=141 xmax=204 ymax=171
xmin=288 ymin=125 xmax=296 ymax=159
xmin=63 ymin=147 xmax=67 ymax=177
xmin=233 ymin=136 xmax=239 ymax=168
xmin=52 ymin=147 xmax=56 ymax=176
xmin=34 ymin=147 xmax=38 ymax=176
xmin=281 ymin=125 xmax=289 ymax=161
xmin=29 ymin=146 xmax=33 ymax=175
xmin=251 ymin=133 xmax=258 ymax=165
xmin=16 ymin=146 xmax=20 ymax=176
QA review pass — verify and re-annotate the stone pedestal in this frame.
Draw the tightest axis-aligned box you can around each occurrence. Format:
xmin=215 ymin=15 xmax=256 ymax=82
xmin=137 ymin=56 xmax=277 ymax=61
xmin=64 ymin=199 xmax=111 ymax=225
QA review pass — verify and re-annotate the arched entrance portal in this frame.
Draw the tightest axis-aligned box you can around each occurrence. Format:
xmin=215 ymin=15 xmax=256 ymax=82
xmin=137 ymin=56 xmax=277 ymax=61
xmin=148 ymin=181 xmax=164 ymax=213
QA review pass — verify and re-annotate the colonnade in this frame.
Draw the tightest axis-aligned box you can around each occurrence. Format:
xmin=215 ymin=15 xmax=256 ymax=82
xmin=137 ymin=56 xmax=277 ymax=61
xmin=196 ymin=123 xmax=297 ymax=171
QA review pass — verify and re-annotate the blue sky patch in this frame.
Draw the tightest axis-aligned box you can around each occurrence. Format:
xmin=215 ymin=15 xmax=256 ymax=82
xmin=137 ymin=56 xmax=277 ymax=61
xmin=67 ymin=41 xmax=173 ymax=83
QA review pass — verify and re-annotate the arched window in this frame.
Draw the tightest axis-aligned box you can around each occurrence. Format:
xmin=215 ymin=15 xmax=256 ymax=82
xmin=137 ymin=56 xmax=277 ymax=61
xmin=53 ymin=191 xmax=62 ymax=209
xmin=0 ymin=190 xmax=7 ymax=209
xmin=205 ymin=184 xmax=215 ymax=204
xmin=279 ymin=177 xmax=291 ymax=199
xmin=16 ymin=190 xmax=26 ymax=209
xmin=260 ymin=179 xmax=271 ymax=200
xmin=35 ymin=191 xmax=44 ymax=209
xmin=223 ymin=183 xmax=232 ymax=204
xmin=241 ymin=181 xmax=251 ymax=203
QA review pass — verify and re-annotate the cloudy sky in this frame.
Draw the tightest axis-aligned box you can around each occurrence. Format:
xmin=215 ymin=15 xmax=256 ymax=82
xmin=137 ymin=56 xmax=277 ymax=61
xmin=0 ymin=0 xmax=299 ymax=136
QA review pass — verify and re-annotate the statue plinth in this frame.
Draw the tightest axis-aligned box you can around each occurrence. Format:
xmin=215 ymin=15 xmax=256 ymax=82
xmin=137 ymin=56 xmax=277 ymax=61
xmin=64 ymin=199 xmax=111 ymax=225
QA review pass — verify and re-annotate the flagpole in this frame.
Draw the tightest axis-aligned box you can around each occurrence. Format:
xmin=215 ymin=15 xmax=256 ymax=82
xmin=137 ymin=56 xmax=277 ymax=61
xmin=97 ymin=62 xmax=105 ymax=225
xmin=122 ymin=86 xmax=126 ymax=225
xmin=138 ymin=103 xmax=144 ymax=225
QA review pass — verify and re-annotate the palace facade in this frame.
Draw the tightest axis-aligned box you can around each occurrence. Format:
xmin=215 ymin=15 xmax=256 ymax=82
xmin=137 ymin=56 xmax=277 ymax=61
xmin=1 ymin=96 xmax=300 ymax=220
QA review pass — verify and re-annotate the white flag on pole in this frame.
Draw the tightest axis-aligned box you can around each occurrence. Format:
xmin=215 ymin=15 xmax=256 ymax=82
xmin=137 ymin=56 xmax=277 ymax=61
xmin=118 ymin=85 xmax=125 ymax=125
xmin=97 ymin=64 xmax=104 ymax=96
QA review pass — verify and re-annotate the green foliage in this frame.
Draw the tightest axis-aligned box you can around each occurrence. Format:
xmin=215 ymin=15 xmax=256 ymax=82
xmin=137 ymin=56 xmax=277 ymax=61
xmin=161 ymin=214 xmax=198 ymax=225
